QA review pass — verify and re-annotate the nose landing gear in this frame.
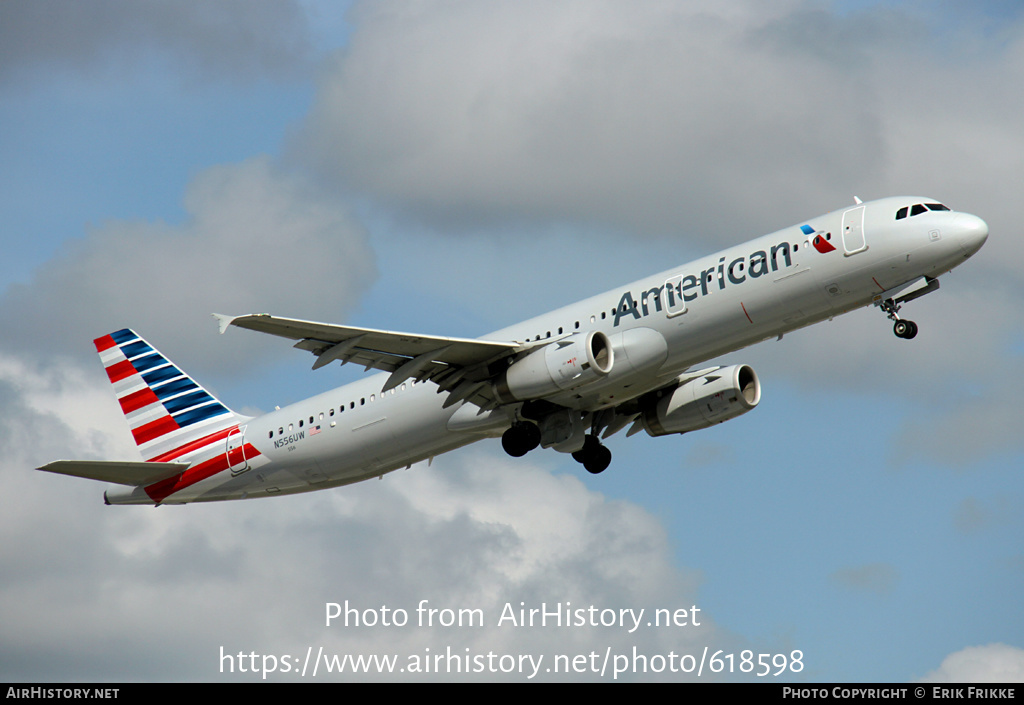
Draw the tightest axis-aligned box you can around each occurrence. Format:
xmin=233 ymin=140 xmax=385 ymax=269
xmin=879 ymin=298 xmax=918 ymax=339
xmin=893 ymin=319 xmax=918 ymax=339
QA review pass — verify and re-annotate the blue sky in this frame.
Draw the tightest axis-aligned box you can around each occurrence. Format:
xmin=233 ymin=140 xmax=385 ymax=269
xmin=1 ymin=0 xmax=1022 ymax=683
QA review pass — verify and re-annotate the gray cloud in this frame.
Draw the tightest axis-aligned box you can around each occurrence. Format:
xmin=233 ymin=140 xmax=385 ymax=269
xmin=951 ymin=496 xmax=1015 ymax=535
xmin=294 ymin=0 xmax=887 ymax=240
xmin=830 ymin=563 xmax=900 ymax=595
xmin=289 ymin=0 xmax=1024 ymax=481
xmin=0 ymin=0 xmax=313 ymax=84
xmin=289 ymin=0 xmax=1024 ymax=469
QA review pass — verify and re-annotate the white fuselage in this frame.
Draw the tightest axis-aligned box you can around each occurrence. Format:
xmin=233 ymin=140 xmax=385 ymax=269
xmin=106 ymin=197 xmax=988 ymax=503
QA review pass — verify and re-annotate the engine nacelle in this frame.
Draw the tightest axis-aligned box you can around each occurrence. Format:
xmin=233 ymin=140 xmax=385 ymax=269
xmin=494 ymin=331 xmax=613 ymax=403
xmin=641 ymin=364 xmax=760 ymax=437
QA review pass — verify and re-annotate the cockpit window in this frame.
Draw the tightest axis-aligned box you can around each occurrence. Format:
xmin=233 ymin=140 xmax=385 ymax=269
xmin=896 ymin=202 xmax=950 ymax=220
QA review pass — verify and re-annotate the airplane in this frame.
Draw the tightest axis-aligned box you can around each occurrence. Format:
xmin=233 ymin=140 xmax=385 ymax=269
xmin=39 ymin=196 xmax=988 ymax=505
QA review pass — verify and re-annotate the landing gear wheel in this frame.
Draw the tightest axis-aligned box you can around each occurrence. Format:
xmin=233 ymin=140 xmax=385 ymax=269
xmin=571 ymin=434 xmax=600 ymax=463
xmin=893 ymin=320 xmax=918 ymax=339
xmin=881 ymin=298 xmax=918 ymax=340
xmin=501 ymin=422 xmax=540 ymax=458
xmin=583 ymin=445 xmax=612 ymax=474
xmin=573 ymin=435 xmax=612 ymax=474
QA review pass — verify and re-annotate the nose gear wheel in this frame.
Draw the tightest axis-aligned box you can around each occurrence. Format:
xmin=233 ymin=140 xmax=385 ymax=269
xmin=879 ymin=298 xmax=918 ymax=339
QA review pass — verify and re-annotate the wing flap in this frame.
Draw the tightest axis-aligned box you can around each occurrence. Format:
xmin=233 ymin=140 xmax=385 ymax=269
xmin=217 ymin=313 xmax=526 ymax=408
xmin=38 ymin=460 xmax=189 ymax=486
xmin=218 ymin=313 xmax=516 ymax=366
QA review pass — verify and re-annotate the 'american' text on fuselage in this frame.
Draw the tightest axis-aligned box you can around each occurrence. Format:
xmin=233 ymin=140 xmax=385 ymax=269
xmin=614 ymin=240 xmax=794 ymax=326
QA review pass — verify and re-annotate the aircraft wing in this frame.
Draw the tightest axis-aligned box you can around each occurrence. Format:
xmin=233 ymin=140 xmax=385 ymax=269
xmin=215 ymin=313 xmax=525 ymax=409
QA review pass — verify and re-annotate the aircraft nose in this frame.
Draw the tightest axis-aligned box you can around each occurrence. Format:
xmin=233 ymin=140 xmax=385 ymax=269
xmin=954 ymin=213 xmax=988 ymax=257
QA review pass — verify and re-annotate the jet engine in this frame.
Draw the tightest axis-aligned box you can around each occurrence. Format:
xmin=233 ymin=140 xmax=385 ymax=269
xmin=493 ymin=331 xmax=613 ymax=403
xmin=640 ymin=364 xmax=760 ymax=437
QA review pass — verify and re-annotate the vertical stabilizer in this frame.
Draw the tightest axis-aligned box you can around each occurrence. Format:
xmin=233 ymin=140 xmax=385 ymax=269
xmin=94 ymin=329 xmax=248 ymax=462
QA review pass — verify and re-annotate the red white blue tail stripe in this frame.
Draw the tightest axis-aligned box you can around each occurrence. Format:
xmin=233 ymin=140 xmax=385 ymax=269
xmin=94 ymin=329 xmax=243 ymax=461
xmin=93 ymin=329 xmax=268 ymax=503
xmin=94 ymin=329 xmax=239 ymax=459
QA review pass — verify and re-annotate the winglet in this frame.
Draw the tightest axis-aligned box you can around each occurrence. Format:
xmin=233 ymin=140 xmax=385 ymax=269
xmin=212 ymin=313 xmax=236 ymax=335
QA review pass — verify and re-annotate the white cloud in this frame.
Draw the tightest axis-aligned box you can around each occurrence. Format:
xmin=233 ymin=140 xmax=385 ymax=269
xmin=918 ymin=643 xmax=1024 ymax=683
xmin=0 ymin=157 xmax=376 ymax=377
xmin=7 ymin=348 xmax=720 ymax=681
xmin=0 ymin=354 xmax=135 ymax=464
xmin=3 ymin=415 xmax=736 ymax=681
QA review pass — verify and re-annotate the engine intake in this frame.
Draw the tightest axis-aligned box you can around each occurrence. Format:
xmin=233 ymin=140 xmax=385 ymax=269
xmin=641 ymin=364 xmax=760 ymax=437
xmin=494 ymin=331 xmax=613 ymax=403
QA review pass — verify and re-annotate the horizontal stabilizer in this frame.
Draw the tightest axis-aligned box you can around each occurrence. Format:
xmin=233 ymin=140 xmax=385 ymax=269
xmin=38 ymin=460 xmax=189 ymax=486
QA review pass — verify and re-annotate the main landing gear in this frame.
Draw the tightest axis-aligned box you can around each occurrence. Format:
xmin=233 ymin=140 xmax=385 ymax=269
xmin=501 ymin=422 xmax=540 ymax=457
xmin=501 ymin=421 xmax=613 ymax=474
xmin=572 ymin=434 xmax=612 ymax=475
xmin=879 ymin=298 xmax=918 ymax=340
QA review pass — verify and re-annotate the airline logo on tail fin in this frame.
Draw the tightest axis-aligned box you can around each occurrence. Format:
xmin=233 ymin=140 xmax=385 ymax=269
xmin=94 ymin=329 xmax=242 ymax=461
